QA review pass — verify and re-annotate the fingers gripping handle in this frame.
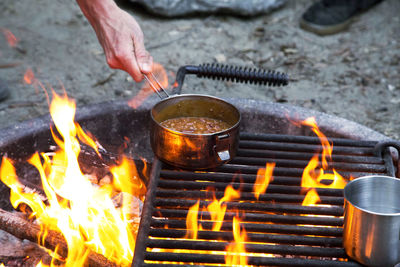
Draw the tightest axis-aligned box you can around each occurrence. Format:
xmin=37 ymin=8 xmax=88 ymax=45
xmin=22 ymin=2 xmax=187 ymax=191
xmin=173 ymin=63 xmax=289 ymax=94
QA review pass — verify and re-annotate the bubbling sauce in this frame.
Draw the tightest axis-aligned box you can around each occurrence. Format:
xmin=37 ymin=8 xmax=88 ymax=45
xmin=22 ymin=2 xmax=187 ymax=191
xmin=160 ymin=117 xmax=230 ymax=134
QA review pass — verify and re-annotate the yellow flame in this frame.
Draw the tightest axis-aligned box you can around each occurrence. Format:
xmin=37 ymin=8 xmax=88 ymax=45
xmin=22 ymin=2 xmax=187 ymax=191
xmin=185 ymin=200 xmax=200 ymax=240
xmin=184 ymin=185 xmax=240 ymax=240
xmin=225 ymin=216 xmax=248 ymax=266
xmin=111 ymin=156 xmax=146 ymax=199
xmin=0 ymin=90 xmax=145 ymax=266
xmin=302 ymin=189 xmax=321 ymax=206
xmin=0 ymin=156 xmax=47 ymax=216
xmin=300 ymin=117 xmax=347 ymax=206
xmin=253 ymin=162 xmax=275 ymax=200
xmin=207 ymin=185 xmax=240 ymax=232
xmin=301 ymin=117 xmax=332 ymax=169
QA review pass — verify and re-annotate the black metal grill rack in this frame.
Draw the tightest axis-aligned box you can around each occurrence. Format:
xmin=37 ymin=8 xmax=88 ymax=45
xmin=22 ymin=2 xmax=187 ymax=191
xmin=132 ymin=133 xmax=397 ymax=267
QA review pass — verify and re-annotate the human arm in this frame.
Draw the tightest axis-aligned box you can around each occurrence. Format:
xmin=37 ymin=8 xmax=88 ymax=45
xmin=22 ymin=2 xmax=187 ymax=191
xmin=76 ymin=0 xmax=153 ymax=82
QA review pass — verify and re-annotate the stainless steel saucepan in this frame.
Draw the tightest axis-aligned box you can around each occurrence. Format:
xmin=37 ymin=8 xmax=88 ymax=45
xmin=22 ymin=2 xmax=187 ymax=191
xmin=150 ymin=93 xmax=240 ymax=169
xmin=147 ymin=63 xmax=289 ymax=169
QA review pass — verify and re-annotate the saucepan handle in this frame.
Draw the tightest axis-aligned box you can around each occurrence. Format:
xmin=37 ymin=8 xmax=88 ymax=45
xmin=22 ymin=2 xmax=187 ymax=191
xmin=173 ymin=63 xmax=289 ymax=94
xmin=214 ymin=133 xmax=231 ymax=162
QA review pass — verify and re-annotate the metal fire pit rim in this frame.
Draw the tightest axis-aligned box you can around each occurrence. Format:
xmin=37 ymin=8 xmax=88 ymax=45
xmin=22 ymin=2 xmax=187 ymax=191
xmin=0 ymin=97 xmax=392 ymax=148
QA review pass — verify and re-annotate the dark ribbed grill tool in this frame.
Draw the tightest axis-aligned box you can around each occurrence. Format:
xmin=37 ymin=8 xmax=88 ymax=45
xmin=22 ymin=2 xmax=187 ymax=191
xmin=132 ymin=133 xmax=398 ymax=267
xmin=173 ymin=63 xmax=289 ymax=94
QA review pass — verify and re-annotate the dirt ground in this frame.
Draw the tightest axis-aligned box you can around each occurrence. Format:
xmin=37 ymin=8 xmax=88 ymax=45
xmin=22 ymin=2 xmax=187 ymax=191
xmin=0 ymin=0 xmax=399 ymax=139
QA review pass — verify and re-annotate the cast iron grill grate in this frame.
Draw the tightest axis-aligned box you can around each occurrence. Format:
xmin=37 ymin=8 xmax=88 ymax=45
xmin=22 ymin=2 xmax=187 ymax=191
xmin=132 ymin=133 xmax=397 ymax=267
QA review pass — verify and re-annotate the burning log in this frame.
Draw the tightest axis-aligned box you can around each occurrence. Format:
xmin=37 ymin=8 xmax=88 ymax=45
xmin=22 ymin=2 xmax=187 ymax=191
xmin=0 ymin=208 xmax=117 ymax=267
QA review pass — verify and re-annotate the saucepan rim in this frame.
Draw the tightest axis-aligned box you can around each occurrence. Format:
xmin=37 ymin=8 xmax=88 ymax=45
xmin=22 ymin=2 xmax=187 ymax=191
xmin=150 ymin=93 xmax=241 ymax=137
xmin=344 ymin=175 xmax=400 ymax=216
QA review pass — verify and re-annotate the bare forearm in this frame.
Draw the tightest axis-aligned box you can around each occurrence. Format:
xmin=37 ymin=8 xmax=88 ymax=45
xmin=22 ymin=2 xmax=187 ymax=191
xmin=76 ymin=0 xmax=118 ymax=30
xmin=76 ymin=0 xmax=153 ymax=81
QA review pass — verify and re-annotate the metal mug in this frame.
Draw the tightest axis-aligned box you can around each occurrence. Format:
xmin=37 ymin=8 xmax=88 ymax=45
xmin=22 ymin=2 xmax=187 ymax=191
xmin=343 ymin=175 xmax=400 ymax=266
xmin=150 ymin=94 xmax=240 ymax=169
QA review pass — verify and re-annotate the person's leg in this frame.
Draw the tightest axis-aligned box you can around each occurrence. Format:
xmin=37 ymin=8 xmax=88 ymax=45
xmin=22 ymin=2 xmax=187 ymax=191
xmin=0 ymin=78 xmax=10 ymax=102
xmin=300 ymin=0 xmax=383 ymax=36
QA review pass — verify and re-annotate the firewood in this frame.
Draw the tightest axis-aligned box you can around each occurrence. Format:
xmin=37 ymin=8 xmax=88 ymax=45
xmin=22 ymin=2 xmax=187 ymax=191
xmin=0 ymin=208 xmax=117 ymax=267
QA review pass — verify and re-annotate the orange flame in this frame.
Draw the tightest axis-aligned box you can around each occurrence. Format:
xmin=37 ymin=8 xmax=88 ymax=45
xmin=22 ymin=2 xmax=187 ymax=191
xmin=0 ymin=28 xmax=18 ymax=48
xmin=253 ymin=162 xmax=275 ymax=200
xmin=127 ymin=62 xmax=168 ymax=109
xmin=301 ymin=117 xmax=332 ymax=168
xmin=185 ymin=200 xmax=200 ymax=240
xmin=0 ymin=90 xmax=146 ymax=266
xmin=111 ymin=156 xmax=146 ymax=198
xmin=207 ymin=185 xmax=240 ymax=232
xmin=225 ymin=216 xmax=248 ymax=266
xmin=302 ymin=188 xmax=320 ymax=206
xmin=300 ymin=117 xmax=347 ymax=206
xmin=184 ymin=185 xmax=240 ymax=240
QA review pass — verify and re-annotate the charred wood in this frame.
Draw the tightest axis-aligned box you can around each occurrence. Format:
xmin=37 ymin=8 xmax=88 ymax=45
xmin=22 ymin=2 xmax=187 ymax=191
xmin=0 ymin=208 xmax=117 ymax=267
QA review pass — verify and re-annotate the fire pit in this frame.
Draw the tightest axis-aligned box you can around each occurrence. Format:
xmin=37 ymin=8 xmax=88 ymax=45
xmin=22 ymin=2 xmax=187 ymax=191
xmin=0 ymin=96 xmax=398 ymax=266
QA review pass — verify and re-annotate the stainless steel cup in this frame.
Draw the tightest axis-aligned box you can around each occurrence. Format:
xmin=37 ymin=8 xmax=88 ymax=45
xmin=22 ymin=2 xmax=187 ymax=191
xmin=343 ymin=175 xmax=400 ymax=266
xmin=150 ymin=94 xmax=240 ymax=169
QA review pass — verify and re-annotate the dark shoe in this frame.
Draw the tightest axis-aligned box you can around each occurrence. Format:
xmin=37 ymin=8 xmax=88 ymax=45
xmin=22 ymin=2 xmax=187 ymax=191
xmin=300 ymin=0 xmax=383 ymax=36
xmin=0 ymin=79 xmax=10 ymax=102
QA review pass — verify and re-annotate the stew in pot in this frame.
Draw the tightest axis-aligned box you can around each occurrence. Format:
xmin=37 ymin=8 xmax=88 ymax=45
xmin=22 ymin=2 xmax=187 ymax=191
xmin=160 ymin=117 xmax=230 ymax=134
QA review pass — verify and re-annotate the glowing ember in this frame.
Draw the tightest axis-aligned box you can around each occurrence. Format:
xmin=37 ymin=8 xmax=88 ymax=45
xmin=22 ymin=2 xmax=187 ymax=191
xmin=24 ymin=68 xmax=35 ymax=84
xmin=253 ymin=162 xmax=275 ymax=200
xmin=127 ymin=62 xmax=168 ymax=109
xmin=23 ymin=68 xmax=40 ymax=94
xmin=299 ymin=117 xmax=347 ymax=206
xmin=0 ymin=28 xmax=18 ymax=48
xmin=0 ymin=90 xmax=146 ymax=266
xmin=225 ymin=216 xmax=248 ymax=266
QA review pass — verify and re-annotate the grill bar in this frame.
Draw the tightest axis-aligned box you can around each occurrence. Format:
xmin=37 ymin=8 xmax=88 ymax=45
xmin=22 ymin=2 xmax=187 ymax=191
xmin=237 ymin=148 xmax=383 ymax=164
xmin=154 ymin=198 xmax=343 ymax=216
xmin=154 ymin=208 xmax=344 ymax=226
xmin=149 ymin=228 xmax=343 ymax=246
xmin=159 ymin=170 xmax=345 ymax=188
xmin=157 ymin=180 xmax=343 ymax=197
xmin=143 ymin=252 xmax=362 ymax=266
xmin=215 ymin=164 xmax=384 ymax=178
xmin=239 ymin=133 xmax=377 ymax=147
xmin=132 ymin=160 xmax=162 ymax=267
xmin=146 ymin=239 xmax=346 ymax=257
xmin=132 ymin=133 xmax=395 ymax=266
xmin=151 ymin=219 xmax=342 ymax=236
xmin=156 ymin=189 xmax=344 ymax=205
xmin=238 ymin=140 xmax=374 ymax=155
xmin=143 ymin=262 xmax=361 ymax=267
xmin=231 ymin=156 xmax=386 ymax=172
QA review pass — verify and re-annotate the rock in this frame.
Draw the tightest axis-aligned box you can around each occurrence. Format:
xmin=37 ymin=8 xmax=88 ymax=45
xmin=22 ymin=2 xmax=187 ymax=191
xmin=214 ymin=54 xmax=226 ymax=63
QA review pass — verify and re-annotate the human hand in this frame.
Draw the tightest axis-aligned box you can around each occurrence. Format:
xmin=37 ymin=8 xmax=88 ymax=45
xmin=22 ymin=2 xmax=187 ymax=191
xmin=76 ymin=0 xmax=152 ymax=82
